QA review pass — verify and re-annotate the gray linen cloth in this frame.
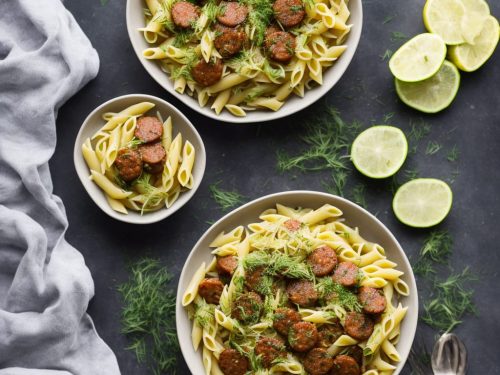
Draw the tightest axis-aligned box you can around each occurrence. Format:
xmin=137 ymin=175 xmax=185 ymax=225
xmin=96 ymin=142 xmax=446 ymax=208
xmin=0 ymin=0 xmax=120 ymax=374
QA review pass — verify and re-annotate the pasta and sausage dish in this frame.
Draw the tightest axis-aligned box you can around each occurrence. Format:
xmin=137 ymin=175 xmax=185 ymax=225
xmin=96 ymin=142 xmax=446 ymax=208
xmin=182 ymin=203 xmax=409 ymax=375
xmin=139 ymin=0 xmax=352 ymax=116
xmin=81 ymin=102 xmax=196 ymax=215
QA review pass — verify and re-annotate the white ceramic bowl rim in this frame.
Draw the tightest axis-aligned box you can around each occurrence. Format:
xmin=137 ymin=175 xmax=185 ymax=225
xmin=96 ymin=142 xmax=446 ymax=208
xmin=176 ymin=190 xmax=418 ymax=374
xmin=126 ymin=0 xmax=363 ymax=123
xmin=73 ymin=93 xmax=206 ymax=224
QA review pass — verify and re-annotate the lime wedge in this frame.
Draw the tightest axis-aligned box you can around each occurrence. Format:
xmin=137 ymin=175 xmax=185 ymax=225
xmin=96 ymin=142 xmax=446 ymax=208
xmin=460 ymin=0 xmax=490 ymax=44
xmin=389 ymin=33 xmax=447 ymax=82
xmin=395 ymin=61 xmax=460 ymax=113
xmin=351 ymin=126 xmax=408 ymax=179
xmin=393 ymin=178 xmax=453 ymax=228
xmin=423 ymin=0 xmax=466 ymax=45
xmin=449 ymin=15 xmax=499 ymax=72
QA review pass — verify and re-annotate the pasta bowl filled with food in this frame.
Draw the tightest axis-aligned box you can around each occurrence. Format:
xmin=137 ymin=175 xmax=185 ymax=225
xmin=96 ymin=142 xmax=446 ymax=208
xmin=73 ymin=94 xmax=206 ymax=224
xmin=177 ymin=191 xmax=417 ymax=374
xmin=126 ymin=0 xmax=362 ymax=123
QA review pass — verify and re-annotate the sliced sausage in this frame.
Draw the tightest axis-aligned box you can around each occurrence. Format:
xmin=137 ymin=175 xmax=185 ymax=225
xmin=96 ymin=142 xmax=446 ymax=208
xmin=345 ymin=346 xmax=363 ymax=367
xmin=139 ymin=142 xmax=166 ymax=174
xmin=358 ymin=286 xmax=386 ymax=315
xmin=265 ymin=31 xmax=296 ymax=63
xmin=231 ymin=291 xmax=263 ymax=324
xmin=317 ymin=320 xmax=344 ymax=348
xmin=332 ymin=262 xmax=359 ymax=287
xmin=273 ymin=307 xmax=301 ymax=336
xmin=303 ymin=348 xmax=335 ymax=375
xmin=266 ymin=24 xmax=282 ymax=38
xmin=344 ymin=312 xmax=374 ymax=341
xmin=255 ymin=336 xmax=287 ymax=368
xmin=288 ymin=321 xmax=318 ymax=352
xmin=286 ymin=279 xmax=318 ymax=307
xmin=244 ymin=266 xmax=266 ymax=293
xmin=219 ymin=348 xmax=249 ymax=375
xmin=171 ymin=1 xmax=200 ymax=29
xmin=198 ymin=278 xmax=224 ymax=304
xmin=273 ymin=0 xmax=305 ymax=28
xmin=134 ymin=116 xmax=163 ymax=143
xmin=330 ymin=355 xmax=361 ymax=375
xmin=283 ymin=218 xmax=302 ymax=232
xmin=217 ymin=255 xmax=238 ymax=276
xmin=114 ymin=148 xmax=142 ymax=182
xmin=214 ymin=24 xmax=246 ymax=58
xmin=217 ymin=2 xmax=248 ymax=27
xmin=307 ymin=245 xmax=338 ymax=277
xmin=192 ymin=58 xmax=224 ymax=87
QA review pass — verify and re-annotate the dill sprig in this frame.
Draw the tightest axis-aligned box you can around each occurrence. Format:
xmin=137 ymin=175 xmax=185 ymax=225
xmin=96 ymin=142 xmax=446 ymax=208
xmin=380 ymin=49 xmax=393 ymax=61
xmin=322 ymin=170 xmax=348 ymax=197
xmin=118 ymin=258 xmax=179 ymax=375
xmin=316 ymin=277 xmax=361 ymax=311
xmin=421 ymin=268 xmax=477 ymax=332
xmin=351 ymin=184 xmax=367 ymax=209
xmin=413 ymin=230 xmax=452 ymax=276
xmin=209 ymin=182 xmax=246 ymax=211
xmin=382 ymin=14 xmax=395 ymax=24
xmin=244 ymin=250 xmax=314 ymax=280
xmin=277 ymin=108 xmax=360 ymax=173
xmin=409 ymin=119 xmax=431 ymax=142
xmin=245 ymin=0 xmax=274 ymax=46
xmin=382 ymin=112 xmax=395 ymax=123
xmin=390 ymin=31 xmax=408 ymax=42
xmin=194 ymin=298 xmax=215 ymax=329
xmin=425 ymin=140 xmax=442 ymax=155
xmin=133 ymin=174 xmax=168 ymax=215
xmin=447 ymin=145 xmax=459 ymax=162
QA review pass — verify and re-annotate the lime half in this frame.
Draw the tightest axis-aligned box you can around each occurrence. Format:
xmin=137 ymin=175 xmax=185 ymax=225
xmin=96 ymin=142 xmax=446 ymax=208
xmin=449 ymin=15 xmax=499 ymax=72
xmin=395 ymin=60 xmax=460 ymax=113
xmin=460 ymin=0 xmax=491 ymax=44
xmin=423 ymin=0 xmax=466 ymax=45
xmin=389 ymin=33 xmax=447 ymax=82
xmin=351 ymin=126 xmax=408 ymax=179
xmin=393 ymin=178 xmax=453 ymax=228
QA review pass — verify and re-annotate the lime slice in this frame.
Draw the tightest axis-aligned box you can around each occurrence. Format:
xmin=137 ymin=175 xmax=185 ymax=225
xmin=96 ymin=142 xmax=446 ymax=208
xmin=460 ymin=0 xmax=490 ymax=44
xmin=389 ymin=33 xmax=447 ymax=82
xmin=423 ymin=0 xmax=466 ymax=45
xmin=395 ymin=61 xmax=460 ymax=113
xmin=393 ymin=178 xmax=453 ymax=228
xmin=351 ymin=126 xmax=408 ymax=179
xmin=449 ymin=15 xmax=499 ymax=72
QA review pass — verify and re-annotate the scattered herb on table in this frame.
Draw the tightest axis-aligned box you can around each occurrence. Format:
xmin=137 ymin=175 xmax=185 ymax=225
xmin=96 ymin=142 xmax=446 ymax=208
xmin=380 ymin=49 xmax=393 ymax=61
xmin=351 ymin=183 xmax=367 ymax=208
xmin=118 ymin=258 xmax=179 ymax=375
xmin=421 ymin=268 xmax=477 ymax=332
xmin=382 ymin=14 xmax=396 ymax=24
xmin=210 ymin=182 xmax=245 ymax=211
xmin=447 ymin=145 xmax=460 ymax=162
xmin=322 ymin=170 xmax=348 ymax=197
xmin=390 ymin=31 xmax=409 ymax=42
xmin=413 ymin=230 xmax=452 ymax=276
xmin=425 ymin=140 xmax=442 ymax=155
xmin=100 ymin=0 xmax=109 ymax=5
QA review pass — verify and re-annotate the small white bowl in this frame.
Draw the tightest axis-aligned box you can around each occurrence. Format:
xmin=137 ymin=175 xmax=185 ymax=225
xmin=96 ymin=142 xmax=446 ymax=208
xmin=73 ymin=94 xmax=206 ymax=224
xmin=176 ymin=191 xmax=418 ymax=374
xmin=126 ymin=0 xmax=363 ymax=123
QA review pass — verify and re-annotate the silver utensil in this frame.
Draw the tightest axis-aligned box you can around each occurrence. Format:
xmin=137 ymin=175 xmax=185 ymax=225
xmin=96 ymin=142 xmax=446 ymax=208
xmin=431 ymin=333 xmax=467 ymax=375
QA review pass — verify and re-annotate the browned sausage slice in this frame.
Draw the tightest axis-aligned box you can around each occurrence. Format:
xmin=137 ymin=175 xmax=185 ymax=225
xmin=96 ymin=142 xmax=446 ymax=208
xmin=171 ymin=1 xmax=200 ymax=29
xmin=283 ymin=218 xmax=302 ymax=231
xmin=134 ymin=116 xmax=163 ymax=143
xmin=303 ymin=348 xmax=334 ymax=375
xmin=288 ymin=321 xmax=318 ymax=352
xmin=344 ymin=312 xmax=374 ymax=341
xmin=273 ymin=307 xmax=301 ymax=336
xmin=192 ymin=58 xmax=224 ymax=87
xmin=198 ymin=278 xmax=224 ymax=304
xmin=273 ymin=0 xmax=305 ymax=28
xmin=139 ymin=142 xmax=166 ymax=174
xmin=330 ymin=355 xmax=361 ymax=375
xmin=265 ymin=31 xmax=296 ymax=63
xmin=358 ymin=286 xmax=386 ymax=314
xmin=216 ymin=255 xmax=238 ymax=276
xmin=214 ymin=24 xmax=246 ymax=58
xmin=345 ymin=346 xmax=363 ymax=367
xmin=114 ymin=148 xmax=143 ymax=182
xmin=255 ymin=336 xmax=287 ymax=368
xmin=217 ymin=2 xmax=248 ymax=27
xmin=219 ymin=348 xmax=249 ymax=375
xmin=286 ymin=279 xmax=318 ymax=307
xmin=332 ymin=262 xmax=359 ymax=287
xmin=317 ymin=320 xmax=344 ymax=348
xmin=307 ymin=245 xmax=338 ymax=276
xmin=244 ymin=266 xmax=266 ymax=293
xmin=231 ymin=291 xmax=263 ymax=324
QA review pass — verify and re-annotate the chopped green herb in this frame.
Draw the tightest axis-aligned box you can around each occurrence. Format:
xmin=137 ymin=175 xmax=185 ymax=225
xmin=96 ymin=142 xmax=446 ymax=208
xmin=447 ymin=145 xmax=459 ymax=162
xmin=322 ymin=170 xmax=348 ymax=197
xmin=316 ymin=277 xmax=362 ymax=311
xmin=133 ymin=174 xmax=168 ymax=215
xmin=245 ymin=0 xmax=274 ymax=45
xmin=413 ymin=230 xmax=452 ymax=276
xmin=351 ymin=184 xmax=367 ymax=208
xmin=380 ymin=49 xmax=393 ymax=61
xmin=382 ymin=112 xmax=395 ymax=123
xmin=118 ymin=258 xmax=178 ymax=375
xmin=409 ymin=119 xmax=432 ymax=143
xmin=101 ymin=0 xmax=109 ymax=5
xmin=290 ymin=4 xmax=303 ymax=12
xmin=449 ymin=168 xmax=460 ymax=184
xmin=421 ymin=268 xmax=477 ymax=332
xmin=390 ymin=31 xmax=409 ymax=42
xmin=425 ymin=140 xmax=442 ymax=155
xmin=382 ymin=14 xmax=396 ymax=24
xmin=404 ymin=168 xmax=419 ymax=181
xmin=209 ymin=182 xmax=246 ymax=211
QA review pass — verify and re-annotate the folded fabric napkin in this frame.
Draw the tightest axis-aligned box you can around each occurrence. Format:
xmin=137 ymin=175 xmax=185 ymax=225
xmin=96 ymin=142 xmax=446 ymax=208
xmin=0 ymin=1 xmax=120 ymax=374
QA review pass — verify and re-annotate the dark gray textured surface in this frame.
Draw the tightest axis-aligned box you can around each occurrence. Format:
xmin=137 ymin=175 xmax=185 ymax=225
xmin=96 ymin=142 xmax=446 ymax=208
xmin=53 ymin=0 xmax=500 ymax=373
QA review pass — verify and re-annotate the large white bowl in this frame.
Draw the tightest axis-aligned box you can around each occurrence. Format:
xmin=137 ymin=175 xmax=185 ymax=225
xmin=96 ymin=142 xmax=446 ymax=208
xmin=73 ymin=94 xmax=206 ymax=224
xmin=126 ymin=0 xmax=363 ymax=123
xmin=176 ymin=191 xmax=418 ymax=374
